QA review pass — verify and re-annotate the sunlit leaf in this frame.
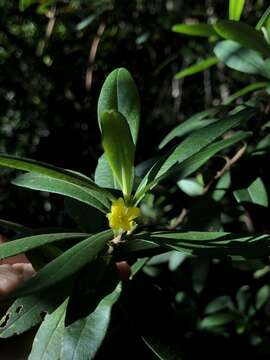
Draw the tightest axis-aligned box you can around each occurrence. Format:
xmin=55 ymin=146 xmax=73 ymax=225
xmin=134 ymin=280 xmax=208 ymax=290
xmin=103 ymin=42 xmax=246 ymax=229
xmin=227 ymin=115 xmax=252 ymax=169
xmin=98 ymin=68 xmax=140 ymax=144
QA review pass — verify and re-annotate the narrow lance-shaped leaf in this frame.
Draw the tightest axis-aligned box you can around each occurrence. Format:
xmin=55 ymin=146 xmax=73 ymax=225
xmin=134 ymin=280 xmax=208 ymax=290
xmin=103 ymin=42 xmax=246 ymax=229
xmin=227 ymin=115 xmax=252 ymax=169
xmin=233 ymin=177 xmax=268 ymax=207
xmin=213 ymin=20 xmax=270 ymax=57
xmin=98 ymin=68 xmax=140 ymax=144
xmin=229 ymin=0 xmax=246 ymax=21
xmin=135 ymin=130 xmax=251 ymax=203
xmin=124 ymin=231 xmax=270 ymax=260
xmin=12 ymin=172 xmax=110 ymax=213
xmin=8 ymin=230 xmax=112 ymax=298
xmin=172 ymin=23 xmax=217 ymax=37
xmin=0 ymin=219 xmax=29 ymax=233
xmin=101 ymin=110 xmax=135 ymax=198
xmin=256 ymin=5 xmax=270 ymax=30
xmin=61 ymin=284 xmax=122 ymax=360
xmin=175 ymin=57 xmax=219 ymax=80
xmin=159 ymin=106 xmax=228 ymax=149
xmin=156 ymin=108 xmax=254 ymax=178
xmin=0 ymin=154 xmax=114 ymax=204
xmin=0 ymin=232 xmax=87 ymax=260
xmin=28 ymin=298 xmax=68 ymax=360
xmin=224 ymin=82 xmax=269 ymax=104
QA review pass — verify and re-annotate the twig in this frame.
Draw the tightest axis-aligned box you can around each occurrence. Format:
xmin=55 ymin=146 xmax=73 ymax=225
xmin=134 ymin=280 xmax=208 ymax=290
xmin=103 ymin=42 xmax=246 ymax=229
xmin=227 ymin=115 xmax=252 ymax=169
xmin=204 ymin=141 xmax=247 ymax=193
xmin=85 ymin=22 xmax=106 ymax=91
xmin=167 ymin=208 xmax=188 ymax=230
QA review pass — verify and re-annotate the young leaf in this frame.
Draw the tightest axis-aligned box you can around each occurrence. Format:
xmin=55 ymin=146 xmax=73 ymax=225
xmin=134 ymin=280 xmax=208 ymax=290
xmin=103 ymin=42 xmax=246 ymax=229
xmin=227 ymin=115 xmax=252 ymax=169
xmin=28 ymin=298 xmax=68 ymax=360
xmin=214 ymin=40 xmax=270 ymax=78
xmin=100 ymin=110 xmax=135 ymax=198
xmin=256 ymin=5 xmax=270 ymax=30
xmin=97 ymin=68 xmax=140 ymax=144
xmin=229 ymin=0 xmax=246 ymax=21
xmin=0 ymin=232 xmax=87 ymax=260
xmin=12 ymin=172 xmax=110 ymax=213
xmin=8 ymin=230 xmax=112 ymax=298
xmin=172 ymin=23 xmax=217 ymax=37
xmin=224 ymin=82 xmax=269 ymax=104
xmin=233 ymin=177 xmax=268 ymax=207
xmin=61 ymin=284 xmax=121 ymax=360
xmin=94 ymin=153 xmax=119 ymax=190
xmin=213 ymin=20 xmax=270 ymax=57
xmin=175 ymin=57 xmax=219 ymax=79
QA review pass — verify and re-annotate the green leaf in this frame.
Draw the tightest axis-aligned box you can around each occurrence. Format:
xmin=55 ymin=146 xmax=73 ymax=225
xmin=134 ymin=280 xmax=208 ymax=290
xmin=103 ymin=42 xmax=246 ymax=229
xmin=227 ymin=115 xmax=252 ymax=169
xmin=28 ymin=298 xmax=68 ymax=360
xmin=172 ymin=23 xmax=217 ymax=37
xmin=175 ymin=57 xmax=219 ymax=79
xmin=214 ymin=40 xmax=270 ymax=78
xmin=0 ymin=154 xmax=114 ymax=206
xmin=212 ymin=171 xmax=231 ymax=201
xmin=213 ymin=20 xmax=270 ymax=57
xmin=9 ymin=230 xmax=112 ymax=298
xmin=175 ymin=131 xmax=251 ymax=180
xmin=19 ymin=0 xmax=37 ymax=11
xmin=0 ymin=232 xmax=86 ymax=260
xmin=61 ymin=284 xmax=121 ymax=360
xmin=224 ymin=82 xmax=269 ymax=104
xmin=94 ymin=154 xmax=119 ymax=190
xmin=229 ymin=0 xmax=245 ymax=21
xmin=142 ymin=336 xmax=183 ymax=360
xmin=159 ymin=106 xmax=227 ymax=149
xmin=13 ymin=172 xmax=110 ymax=213
xmin=256 ymin=6 xmax=270 ymax=30
xmin=97 ymin=68 xmax=140 ymax=144
xmin=200 ymin=312 xmax=240 ymax=329
xmin=0 ymin=219 xmax=29 ymax=233
xmin=65 ymin=198 xmax=106 ymax=233
xmin=0 ymin=281 xmax=71 ymax=338
xmin=101 ymin=110 xmax=135 ymax=198
xmin=156 ymin=108 xmax=254 ymax=179
xmin=177 ymin=178 xmax=204 ymax=197
xmin=126 ymin=231 xmax=270 ymax=260
xmin=256 ymin=285 xmax=270 ymax=309
xmin=233 ymin=177 xmax=268 ymax=207
xmin=135 ymin=130 xmax=251 ymax=203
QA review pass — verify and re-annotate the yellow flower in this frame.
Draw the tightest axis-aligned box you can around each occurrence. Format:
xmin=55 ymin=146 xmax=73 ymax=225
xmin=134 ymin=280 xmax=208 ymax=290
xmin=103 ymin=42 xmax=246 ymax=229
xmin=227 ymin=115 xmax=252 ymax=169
xmin=106 ymin=198 xmax=140 ymax=232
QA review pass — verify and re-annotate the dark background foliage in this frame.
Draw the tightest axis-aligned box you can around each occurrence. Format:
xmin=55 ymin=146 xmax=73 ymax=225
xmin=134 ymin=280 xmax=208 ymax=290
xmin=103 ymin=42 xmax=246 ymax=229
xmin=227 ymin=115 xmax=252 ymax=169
xmin=1 ymin=1 xmax=270 ymax=359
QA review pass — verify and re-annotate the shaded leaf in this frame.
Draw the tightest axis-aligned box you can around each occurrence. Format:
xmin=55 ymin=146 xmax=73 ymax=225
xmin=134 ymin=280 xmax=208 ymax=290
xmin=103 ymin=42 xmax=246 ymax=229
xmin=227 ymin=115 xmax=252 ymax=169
xmin=214 ymin=40 xmax=270 ymax=78
xmin=9 ymin=230 xmax=112 ymax=298
xmin=0 ymin=154 xmax=114 ymax=205
xmin=159 ymin=107 xmax=224 ymax=149
xmin=224 ymin=82 xmax=269 ymax=104
xmin=13 ymin=172 xmax=109 ymax=213
xmin=28 ymin=298 xmax=68 ymax=360
xmin=61 ymin=284 xmax=121 ymax=360
xmin=0 ymin=281 xmax=71 ymax=338
xmin=0 ymin=232 xmax=86 ymax=260
xmin=233 ymin=177 xmax=268 ymax=207
xmin=214 ymin=20 xmax=270 ymax=57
